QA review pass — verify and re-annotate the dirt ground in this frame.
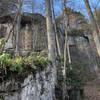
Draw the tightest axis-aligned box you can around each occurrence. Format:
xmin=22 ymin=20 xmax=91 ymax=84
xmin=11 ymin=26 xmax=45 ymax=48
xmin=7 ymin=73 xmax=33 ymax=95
xmin=84 ymin=78 xmax=100 ymax=100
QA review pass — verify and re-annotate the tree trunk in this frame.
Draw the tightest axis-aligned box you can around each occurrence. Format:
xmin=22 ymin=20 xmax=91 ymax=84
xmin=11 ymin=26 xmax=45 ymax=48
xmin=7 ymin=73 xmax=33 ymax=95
xmin=84 ymin=0 xmax=100 ymax=57
xmin=62 ymin=0 xmax=71 ymax=99
xmin=45 ymin=0 xmax=57 ymax=99
xmin=45 ymin=0 xmax=57 ymax=63
xmin=51 ymin=0 xmax=61 ymax=57
xmin=15 ymin=0 xmax=23 ymax=56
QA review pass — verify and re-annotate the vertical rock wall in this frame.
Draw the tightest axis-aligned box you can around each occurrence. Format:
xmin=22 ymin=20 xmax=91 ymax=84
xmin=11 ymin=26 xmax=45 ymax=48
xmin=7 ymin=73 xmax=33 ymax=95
xmin=0 ymin=66 xmax=56 ymax=100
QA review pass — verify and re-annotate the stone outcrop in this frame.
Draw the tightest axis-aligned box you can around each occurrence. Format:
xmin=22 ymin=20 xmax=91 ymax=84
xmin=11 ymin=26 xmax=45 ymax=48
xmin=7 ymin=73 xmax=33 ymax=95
xmin=0 ymin=13 xmax=47 ymax=52
xmin=0 ymin=65 xmax=56 ymax=100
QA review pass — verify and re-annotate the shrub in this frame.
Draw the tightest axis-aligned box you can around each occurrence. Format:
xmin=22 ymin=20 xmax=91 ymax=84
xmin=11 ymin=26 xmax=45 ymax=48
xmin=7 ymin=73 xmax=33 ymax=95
xmin=0 ymin=53 xmax=12 ymax=66
xmin=0 ymin=38 xmax=6 ymax=49
xmin=0 ymin=52 xmax=49 ymax=74
xmin=24 ymin=53 xmax=50 ymax=71
xmin=10 ymin=57 xmax=24 ymax=73
xmin=66 ymin=62 xmax=86 ymax=88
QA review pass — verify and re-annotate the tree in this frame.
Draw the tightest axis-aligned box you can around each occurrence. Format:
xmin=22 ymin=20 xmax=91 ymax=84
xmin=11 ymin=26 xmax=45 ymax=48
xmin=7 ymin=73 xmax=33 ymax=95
xmin=83 ymin=0 xmax=100 ymax=77
xmin=15 ymin=0 xmax=23 ymax=56
xmin=84 ymin=0 xmax=100 ymax=57
xmin=45 ymin=0 xmax=57 ymax=63
xmin=0 ymin=0 xmax=23 ymax=53
xmin=51 ymin=0 xmax=61 ymax=57
xmin=62 ymin=0 xmax=71 ymax=99
xmin=45 ymin=0 xmax=57 ymax=99
xmin=94 ymin=8 xmax=100 ymax=27
xmin=0 ymin=0 xmax=18 ymax=16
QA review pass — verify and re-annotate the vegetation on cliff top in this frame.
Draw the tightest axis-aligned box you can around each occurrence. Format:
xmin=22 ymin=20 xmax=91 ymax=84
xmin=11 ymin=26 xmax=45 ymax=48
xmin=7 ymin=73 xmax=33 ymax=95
xmin=0 ymin=52 xmax=50 ymax=82
xmin=0 ymin=52 xmax=87 ymax=88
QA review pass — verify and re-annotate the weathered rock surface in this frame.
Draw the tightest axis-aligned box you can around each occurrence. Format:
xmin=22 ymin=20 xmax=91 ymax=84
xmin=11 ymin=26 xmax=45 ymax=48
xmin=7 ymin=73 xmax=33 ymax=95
xmin=0 ymin=66 xmax=56 ymax=100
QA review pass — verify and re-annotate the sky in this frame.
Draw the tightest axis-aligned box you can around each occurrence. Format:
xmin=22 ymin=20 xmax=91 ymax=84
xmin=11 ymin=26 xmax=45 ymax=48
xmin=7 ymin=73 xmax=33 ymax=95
xmin=66 ymin=0 xmax=100 ymax=18
xmin=22 ymin=0 xmax=100 ymax=19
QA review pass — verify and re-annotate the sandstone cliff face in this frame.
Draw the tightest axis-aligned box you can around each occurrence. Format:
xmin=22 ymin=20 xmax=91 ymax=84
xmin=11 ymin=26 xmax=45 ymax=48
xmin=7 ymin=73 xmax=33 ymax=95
xmin=0 ymin=13 xmax=47 ymax=52
xmin=0 ymin=65 xmax=56 ymax=100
